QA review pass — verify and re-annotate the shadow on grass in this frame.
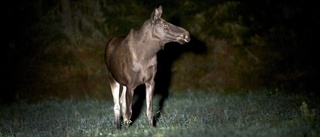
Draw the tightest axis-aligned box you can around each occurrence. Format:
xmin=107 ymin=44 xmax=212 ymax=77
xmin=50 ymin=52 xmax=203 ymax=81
xmin=130 ymin=34 xmax=207 ymax=126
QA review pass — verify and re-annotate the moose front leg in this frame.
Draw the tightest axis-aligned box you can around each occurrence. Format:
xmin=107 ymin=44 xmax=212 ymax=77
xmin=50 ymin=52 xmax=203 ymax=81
xmin=146 ymin=81 xmax=155 ymax=127
xmin=121 ymin=86 xmax=134 ymax=128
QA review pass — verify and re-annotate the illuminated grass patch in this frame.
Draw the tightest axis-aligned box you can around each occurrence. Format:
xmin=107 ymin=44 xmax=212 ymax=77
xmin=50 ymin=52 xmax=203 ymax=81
xmin=0 ymin=90 xmax=319 ymax=136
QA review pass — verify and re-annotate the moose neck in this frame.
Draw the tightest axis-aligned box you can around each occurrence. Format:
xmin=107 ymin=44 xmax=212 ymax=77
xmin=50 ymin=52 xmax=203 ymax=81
xmin=128 ymin=21 xmax=164 ymax=59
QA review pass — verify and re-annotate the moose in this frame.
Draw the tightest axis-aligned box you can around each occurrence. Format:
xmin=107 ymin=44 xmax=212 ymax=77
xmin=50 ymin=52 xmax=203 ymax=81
xmin=105 ymin=6 xmax=190 ymax=129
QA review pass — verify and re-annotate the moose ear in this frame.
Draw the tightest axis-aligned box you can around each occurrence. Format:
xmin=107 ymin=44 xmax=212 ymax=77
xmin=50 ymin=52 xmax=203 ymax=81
xmin=151 ymin=5 xmax=163 ymax=22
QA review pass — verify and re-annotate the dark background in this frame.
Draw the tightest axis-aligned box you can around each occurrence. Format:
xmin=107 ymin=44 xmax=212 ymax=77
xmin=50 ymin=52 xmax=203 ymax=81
xmin=2 ymin=0 xmax=320 ymax=104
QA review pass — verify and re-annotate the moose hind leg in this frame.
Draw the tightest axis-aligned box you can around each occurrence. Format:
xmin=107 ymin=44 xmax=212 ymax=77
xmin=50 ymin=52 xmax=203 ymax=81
xmin=110 ymin=79 xmax=121 ymax=129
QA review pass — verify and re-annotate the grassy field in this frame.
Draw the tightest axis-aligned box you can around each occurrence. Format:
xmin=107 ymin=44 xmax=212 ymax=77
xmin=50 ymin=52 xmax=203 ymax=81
xmin=0 ymin=90 xmax=319 ymax=137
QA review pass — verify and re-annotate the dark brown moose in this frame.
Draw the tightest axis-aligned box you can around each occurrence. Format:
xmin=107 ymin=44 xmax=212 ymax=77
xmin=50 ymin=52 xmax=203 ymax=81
xmin=105 ymin=6 xmax=190 ymax=129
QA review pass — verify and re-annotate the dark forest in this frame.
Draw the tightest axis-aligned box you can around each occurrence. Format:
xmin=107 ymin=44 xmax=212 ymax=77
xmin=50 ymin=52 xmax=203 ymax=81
xmin=2 ymin=0 xmax=320 ymax=103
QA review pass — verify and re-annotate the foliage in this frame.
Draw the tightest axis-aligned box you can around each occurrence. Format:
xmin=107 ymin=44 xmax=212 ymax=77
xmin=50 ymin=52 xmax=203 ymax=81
xmin=4 ymin=0 xmax=319 ymax=100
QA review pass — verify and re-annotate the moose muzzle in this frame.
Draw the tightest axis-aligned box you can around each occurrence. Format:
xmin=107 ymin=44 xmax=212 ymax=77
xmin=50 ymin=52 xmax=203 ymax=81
xmin=176 ymin=31 xmax=190 ymax=44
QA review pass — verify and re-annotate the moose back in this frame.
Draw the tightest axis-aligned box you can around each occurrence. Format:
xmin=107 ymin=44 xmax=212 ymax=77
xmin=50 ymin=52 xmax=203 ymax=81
xmin=105 ymin=6 xmax=190 ymax=129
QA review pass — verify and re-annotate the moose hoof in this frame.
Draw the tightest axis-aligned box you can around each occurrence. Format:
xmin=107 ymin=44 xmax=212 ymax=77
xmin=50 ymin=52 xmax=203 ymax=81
xmin=124 ymin=118 xmax=132 ymax=127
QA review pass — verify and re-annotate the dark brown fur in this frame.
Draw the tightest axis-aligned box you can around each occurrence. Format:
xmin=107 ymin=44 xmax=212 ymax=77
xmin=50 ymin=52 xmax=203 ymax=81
xmin=105 ymin=6 xmax=190 ymax=129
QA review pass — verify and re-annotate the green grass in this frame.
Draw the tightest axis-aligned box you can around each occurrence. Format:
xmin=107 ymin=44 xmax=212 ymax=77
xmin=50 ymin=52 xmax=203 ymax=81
xmin=1 ymin=90 xmax=319 ymax=137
